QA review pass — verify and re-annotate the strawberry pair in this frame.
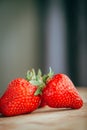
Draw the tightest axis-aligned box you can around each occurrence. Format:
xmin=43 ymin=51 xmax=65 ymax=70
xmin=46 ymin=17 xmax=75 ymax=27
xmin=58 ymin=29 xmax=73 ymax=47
xmin=0 ymin=68 xmax=83 ymax=116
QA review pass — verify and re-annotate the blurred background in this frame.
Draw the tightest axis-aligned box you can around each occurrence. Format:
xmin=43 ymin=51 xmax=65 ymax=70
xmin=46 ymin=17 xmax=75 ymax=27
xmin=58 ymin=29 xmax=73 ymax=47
xmin=0 ymin=0 xmax=87 ymax=96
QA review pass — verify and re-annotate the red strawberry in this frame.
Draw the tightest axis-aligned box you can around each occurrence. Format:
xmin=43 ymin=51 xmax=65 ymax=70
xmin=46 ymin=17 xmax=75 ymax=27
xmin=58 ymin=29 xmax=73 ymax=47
xmin=42 ymin=72 xmax=83 ymax=109
xmin=0 ymin=69 xmax=44 ymax=116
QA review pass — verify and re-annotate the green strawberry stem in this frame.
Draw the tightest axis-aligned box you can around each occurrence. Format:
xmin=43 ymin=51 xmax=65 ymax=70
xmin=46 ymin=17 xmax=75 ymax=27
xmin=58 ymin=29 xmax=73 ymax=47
xmin=26 ymin=67 xmax=54 ymax=96
xmin=26 ymin=69 xmax=45 ymax=96
xmin=42 ymin=67 xmax=54 ymax=83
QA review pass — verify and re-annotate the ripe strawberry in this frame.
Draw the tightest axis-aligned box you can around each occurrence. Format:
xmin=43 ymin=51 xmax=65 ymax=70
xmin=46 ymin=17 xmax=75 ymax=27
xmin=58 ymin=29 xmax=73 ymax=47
xmin=0 ymin=69 xmax=44 ymax=116
xmin=42 ymin=72 xmax=83 ymax=109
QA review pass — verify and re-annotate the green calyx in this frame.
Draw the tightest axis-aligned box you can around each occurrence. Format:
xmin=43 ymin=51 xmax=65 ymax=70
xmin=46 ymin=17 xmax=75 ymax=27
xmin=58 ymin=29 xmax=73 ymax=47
xmin=26 ymin=67 xmax=54 ymax=96
xmin=26 ymin=68 xmax=45 ymax=96
xmin=42 ymin=67 xmax=54 ymax=83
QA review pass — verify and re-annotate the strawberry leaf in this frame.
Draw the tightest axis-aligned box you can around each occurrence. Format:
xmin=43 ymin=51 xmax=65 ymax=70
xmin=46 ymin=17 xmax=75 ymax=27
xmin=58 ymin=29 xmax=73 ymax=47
xmin=26 ymin=68 xmax=45 ymax=95
xmin=42 ymin=67 xmax=54 ymax=83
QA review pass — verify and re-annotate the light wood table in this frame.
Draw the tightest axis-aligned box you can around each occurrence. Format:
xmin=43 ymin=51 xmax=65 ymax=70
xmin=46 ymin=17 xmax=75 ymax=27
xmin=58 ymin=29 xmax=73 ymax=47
xmin=0 ymin=87 xmax=87 ymax=130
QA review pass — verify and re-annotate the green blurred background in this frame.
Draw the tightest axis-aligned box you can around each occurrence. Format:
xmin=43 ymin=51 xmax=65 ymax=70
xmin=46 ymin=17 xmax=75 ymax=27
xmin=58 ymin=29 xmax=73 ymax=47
xmin=0 ymin=0 xmax=87 ymax=96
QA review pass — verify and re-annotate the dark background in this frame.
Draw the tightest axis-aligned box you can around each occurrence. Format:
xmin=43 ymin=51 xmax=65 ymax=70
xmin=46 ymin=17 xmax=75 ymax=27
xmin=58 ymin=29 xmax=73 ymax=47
xmin=0 ymin=0 xmax=87 ymax=95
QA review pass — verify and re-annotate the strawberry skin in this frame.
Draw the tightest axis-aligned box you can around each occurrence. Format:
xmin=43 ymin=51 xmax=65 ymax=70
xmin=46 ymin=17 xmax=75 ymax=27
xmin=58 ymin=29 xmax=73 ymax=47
xmin=39 ymin=94 xmax=47 ymax=107
xmin=42 ymin=74 xmax=83 ymax=109
xmin=0 ymin=78 xmax=41 ymax=116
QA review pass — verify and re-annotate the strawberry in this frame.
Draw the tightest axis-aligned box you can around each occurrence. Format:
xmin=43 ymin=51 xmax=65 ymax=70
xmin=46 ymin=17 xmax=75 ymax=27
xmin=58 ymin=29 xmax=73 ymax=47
xmin=0 ymin=69 xmax=45 ymax=116
xmin=42 ymin=70 xmax=83 ymax=109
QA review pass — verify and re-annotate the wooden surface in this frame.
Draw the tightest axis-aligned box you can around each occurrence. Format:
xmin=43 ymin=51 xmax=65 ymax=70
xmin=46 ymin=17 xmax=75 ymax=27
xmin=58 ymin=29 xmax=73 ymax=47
xmin=0 ymin=87 xmax=87 ymax=130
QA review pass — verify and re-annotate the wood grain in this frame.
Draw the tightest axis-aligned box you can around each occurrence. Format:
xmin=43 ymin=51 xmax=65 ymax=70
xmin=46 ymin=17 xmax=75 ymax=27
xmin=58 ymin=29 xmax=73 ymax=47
xmin=0 ymin=87 xmax=87 ymax=130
